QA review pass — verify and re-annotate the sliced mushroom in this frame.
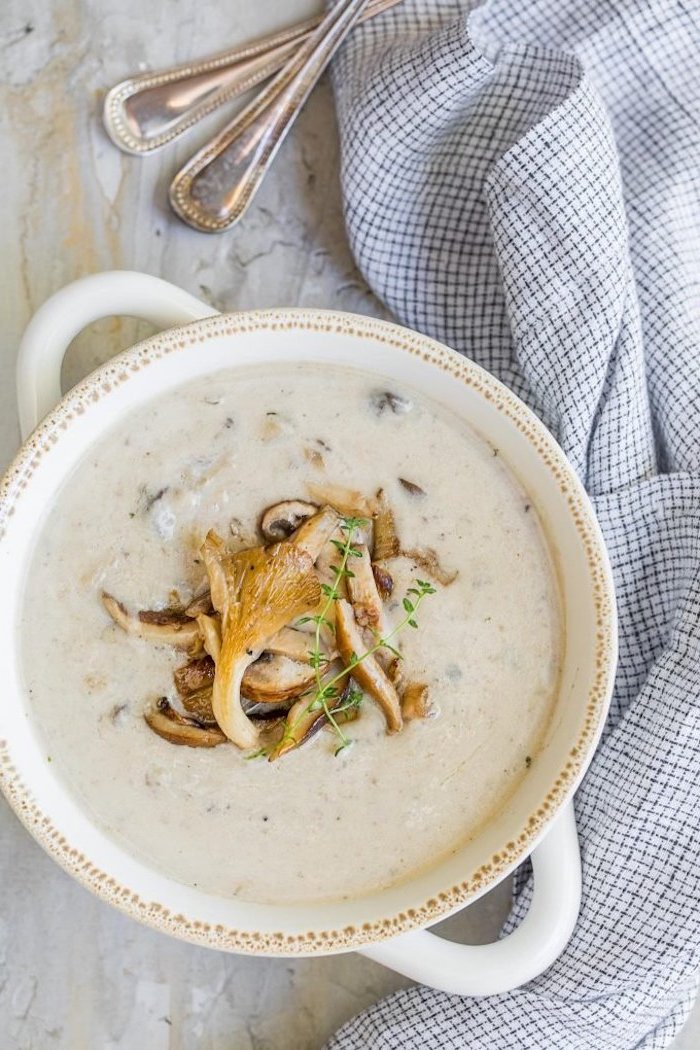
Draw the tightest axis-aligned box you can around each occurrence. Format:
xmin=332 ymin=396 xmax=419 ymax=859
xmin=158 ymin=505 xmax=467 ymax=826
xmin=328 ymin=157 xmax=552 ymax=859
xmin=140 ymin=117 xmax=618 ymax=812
xmin=306 ymin=483 xmax=375 ymax=520
xmin=242 ymin=653 xmax=316 ymax=704
xmin=268 ymin=699 xmax=325 ymax=762
xmin=401 ymin=547 xmax=458 ymax=586
xmin=241 ymin=697 xmax=293 ymax=720
xmin=268 ymin=673 xmax=350 ymax=761
xmin=102 ymin=593 xmax=202 ymax=653
xmin=174 ymin=656 xmax=215 ymax=696
xmin=184 ymin=590 xmax=214 ymax=618
xmin=401 ymin=682 xmax=432 ymax=720
xmin=200 ymin=531 xmax=229 ymax=612
xmin=180 ymin=686 xmax=218 ymax=724
xmin=335 ymin=599 xmax=402 ymax=733
xmin=372 ymin=562 xmax=394 ymax=601
xmin=176 ymin=643 xmax=314 ymax=707
xmin=144 ymin=698 xmax=226 ymax=747
xmin=265 ymin=626 xmax=319 ymax=663
xmin=202 ymin=533 xmax=321 ymax=749
xmin=197 ymin=613 xmax=222 ymax=662
xmin=347 ymin=545 xmax=385 ymax=630
xmin=373 ymin=489 xmax=400 ymax=560
xmin=260 ymin=500 xmax=318 ymax=542
xmin=290 ymin=504 xmax=339 ymax=561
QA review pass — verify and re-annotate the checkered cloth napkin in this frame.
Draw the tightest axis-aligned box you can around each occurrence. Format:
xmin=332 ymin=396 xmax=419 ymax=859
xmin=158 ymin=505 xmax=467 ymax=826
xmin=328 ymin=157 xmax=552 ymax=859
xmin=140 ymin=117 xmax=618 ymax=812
xmin=326 ymin=1 xmax=700 ymax=1046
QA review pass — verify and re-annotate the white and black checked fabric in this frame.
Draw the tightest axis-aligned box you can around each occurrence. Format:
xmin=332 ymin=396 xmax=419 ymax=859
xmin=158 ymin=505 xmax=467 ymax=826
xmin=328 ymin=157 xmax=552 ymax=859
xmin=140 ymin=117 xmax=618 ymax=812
xmin=326 ymin=1 xmax=700 ymax=1047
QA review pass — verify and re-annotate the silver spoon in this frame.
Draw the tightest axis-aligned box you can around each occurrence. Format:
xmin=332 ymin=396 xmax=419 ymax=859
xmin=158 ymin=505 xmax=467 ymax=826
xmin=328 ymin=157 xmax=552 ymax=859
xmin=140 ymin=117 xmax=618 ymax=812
xmin=103 ymin=0 xmax=399 ymax=155
xmin=169 ymin=0 xmax=372 ymax=233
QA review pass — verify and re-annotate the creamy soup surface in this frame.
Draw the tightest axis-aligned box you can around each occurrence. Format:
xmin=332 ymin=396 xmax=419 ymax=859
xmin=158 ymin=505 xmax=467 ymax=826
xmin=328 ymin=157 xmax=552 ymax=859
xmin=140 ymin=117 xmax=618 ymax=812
xmin=21 ymin=363 xmax=562 ymax=904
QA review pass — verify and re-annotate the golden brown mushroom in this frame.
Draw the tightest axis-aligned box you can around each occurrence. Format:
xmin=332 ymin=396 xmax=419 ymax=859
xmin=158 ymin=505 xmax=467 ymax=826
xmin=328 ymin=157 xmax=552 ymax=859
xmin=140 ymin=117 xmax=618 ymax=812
xmin=144 ymin=698 xmax=226 ymax=748
xmin=241 ymin=653 xmax=316 ymax=704
xmin=268 ymin=675 xmax=351 ymax=761
xmin=401 ymin=547 xmax=458 ymax=586
xmin=373 ymin=488 xmax=400 ymax=560
xmin=102 ymin=593 xmax=202 ymax=654
xmin=290 ymin=505 xmax=340 ymax=561
xmin=260 ymin=500 xmax=318 ymax=542
xmin=335 ymin=599 xmax=402 ymax=733
xmin=401 ymin=682 xmax=432 ymax=720
xmin=265 ymin=626 xmax=320 ymax=663
xmin=180 ymin=687 xmax=218 ymax=724
xmin=306 ymin=483 xmax=375 ymax=519
xmin=174 ymin=656 xmax=215 ymax=696
xmin=346 ymin=544 xmax=385 ymax=630
xmin=202 ymin=532 xmax=321 ymax=749
xmin=371 ymin=562 xmax=394 ymax=601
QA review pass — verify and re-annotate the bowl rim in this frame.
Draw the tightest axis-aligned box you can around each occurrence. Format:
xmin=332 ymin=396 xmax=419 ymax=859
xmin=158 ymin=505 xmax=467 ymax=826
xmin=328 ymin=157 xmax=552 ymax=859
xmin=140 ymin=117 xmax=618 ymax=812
xmin=0 ymin=306 xmax=617 ymax=954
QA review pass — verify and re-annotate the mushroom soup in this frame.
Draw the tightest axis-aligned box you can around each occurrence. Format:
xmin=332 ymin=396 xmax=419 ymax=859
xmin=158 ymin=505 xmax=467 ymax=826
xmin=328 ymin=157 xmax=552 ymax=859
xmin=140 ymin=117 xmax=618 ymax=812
xmin=21 ymin=363 xmax=562 ymax=903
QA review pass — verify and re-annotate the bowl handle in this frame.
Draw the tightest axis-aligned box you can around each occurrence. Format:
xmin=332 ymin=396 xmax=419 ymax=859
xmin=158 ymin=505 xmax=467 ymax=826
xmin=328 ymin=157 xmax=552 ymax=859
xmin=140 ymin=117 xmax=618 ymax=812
xmin=358 ymin=800 xmax=581 ymax=996
xmin=16 ymin=270 xmax=217 ymax=439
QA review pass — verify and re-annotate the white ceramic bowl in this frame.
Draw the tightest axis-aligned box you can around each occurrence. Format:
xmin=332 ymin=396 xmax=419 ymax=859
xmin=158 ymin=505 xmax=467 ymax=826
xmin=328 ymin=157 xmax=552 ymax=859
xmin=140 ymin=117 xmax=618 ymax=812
xmin=0 ymin=272 xmax=616 ymax=995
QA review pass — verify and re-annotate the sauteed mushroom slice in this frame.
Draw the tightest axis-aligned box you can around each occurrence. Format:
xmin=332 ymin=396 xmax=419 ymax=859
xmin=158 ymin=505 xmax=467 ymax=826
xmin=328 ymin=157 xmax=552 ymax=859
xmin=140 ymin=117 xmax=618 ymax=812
xmin=174 ymin=656 xmax=215 ymax=697
xmin=335 ymin=600 xmax=402 ymax=733
xmin=197 ymin=613 xmax=222 ymax=662
xmin=373 ymin=488 xmax=400 ymax=560
xmin=401 ymin=547 xmax=458 ymax=586
xmin=145 ymin=698 xmax=226 ymax=747
xmin=401 ymin=682 xmax=432 ymax=721
xmin=346 ymin=545 xmax=385 ymax=630
xmin=306 ymin=483 xmax=375 ymax=520
xmin=201 ymin=532 xmax=321 ymax=749
xmin=184 ymin=590 xmax=214 ymax=618
xmin=290 ymin=505 xmax=339 ymax=561
xmin=180 ymin=686 xmax=218 ymax=724
xmin=102 ymin=593 xmax=202 ymax=653
xmin=200 ymin=531 xmax=229 ymax=611
xmin=260 ymin=500 xmax=318 ymax=542
xmin=268 ymin=677 xmax=351 ymax=761
xmin=241 ymin=653 xmax=316 ymax=704
xmin=242 ymin=697 xmax=293 ymax=720
xmin=371 ymin=562 xmax=394 ymax=601
xmin=265 ymin=626 xmax=318 ymax=663
xmin=177 ymin=647 xmax=315 ymax=707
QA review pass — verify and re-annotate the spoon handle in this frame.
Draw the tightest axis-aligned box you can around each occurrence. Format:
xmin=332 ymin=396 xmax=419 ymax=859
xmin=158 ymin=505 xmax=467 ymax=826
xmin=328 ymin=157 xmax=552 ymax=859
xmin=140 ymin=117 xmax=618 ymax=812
xmin=103 ymin=0 xmax=398 ymax=155
xmin=169 ymin=0 xmax=372 ymax=233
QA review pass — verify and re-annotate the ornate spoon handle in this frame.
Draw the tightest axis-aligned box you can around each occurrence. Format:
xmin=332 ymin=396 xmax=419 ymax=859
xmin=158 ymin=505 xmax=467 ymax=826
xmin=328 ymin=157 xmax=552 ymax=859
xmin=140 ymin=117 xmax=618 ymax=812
xmin=169 ymin=0 xmax=372 ymax=233
xmin=103 ymin=0 xmax=398 ymax=155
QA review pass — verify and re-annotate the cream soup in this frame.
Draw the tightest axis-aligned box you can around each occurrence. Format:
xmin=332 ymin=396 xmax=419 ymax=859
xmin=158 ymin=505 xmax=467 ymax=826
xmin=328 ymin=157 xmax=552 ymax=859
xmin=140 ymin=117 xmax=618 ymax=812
xmin=21 ymin=363 xmax=561 ymax=904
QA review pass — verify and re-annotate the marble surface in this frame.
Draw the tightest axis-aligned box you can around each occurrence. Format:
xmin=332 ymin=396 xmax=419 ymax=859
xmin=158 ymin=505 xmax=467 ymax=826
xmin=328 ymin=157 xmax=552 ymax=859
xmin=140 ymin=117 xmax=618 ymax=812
xmin=0 ymin=1 xmax=697 ymax=1046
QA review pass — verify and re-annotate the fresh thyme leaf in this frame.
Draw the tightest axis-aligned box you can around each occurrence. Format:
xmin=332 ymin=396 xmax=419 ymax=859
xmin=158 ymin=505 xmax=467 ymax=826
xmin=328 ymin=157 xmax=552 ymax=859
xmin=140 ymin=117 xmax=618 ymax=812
xmin=408 ymin=618 xmax=418 ymax=628
xmin=403 ymin=597 xmax=414 ymax=613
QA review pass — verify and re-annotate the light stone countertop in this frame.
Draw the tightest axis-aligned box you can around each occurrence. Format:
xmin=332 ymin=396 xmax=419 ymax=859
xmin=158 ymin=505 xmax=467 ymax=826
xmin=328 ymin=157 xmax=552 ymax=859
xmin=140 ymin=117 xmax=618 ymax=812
xmin=0 ymin=1 xmax=697 ymax=1046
